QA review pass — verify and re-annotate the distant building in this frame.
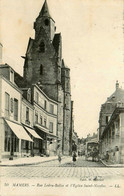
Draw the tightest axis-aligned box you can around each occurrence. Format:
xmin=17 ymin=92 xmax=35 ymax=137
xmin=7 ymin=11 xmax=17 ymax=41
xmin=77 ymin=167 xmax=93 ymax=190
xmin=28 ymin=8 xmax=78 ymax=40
xmin=99 ymin=81 xmax=124 ymax=164
xmin=79 ymin=132 xmax=98 ymax=156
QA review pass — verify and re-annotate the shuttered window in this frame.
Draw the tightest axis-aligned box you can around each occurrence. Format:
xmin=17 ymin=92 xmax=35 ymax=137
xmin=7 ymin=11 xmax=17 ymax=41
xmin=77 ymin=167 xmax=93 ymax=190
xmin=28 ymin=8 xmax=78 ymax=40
xmin=5 ymin=92 xmax=10 ymax=118
xmin=14 ymin=98 xmax=18 ymax=121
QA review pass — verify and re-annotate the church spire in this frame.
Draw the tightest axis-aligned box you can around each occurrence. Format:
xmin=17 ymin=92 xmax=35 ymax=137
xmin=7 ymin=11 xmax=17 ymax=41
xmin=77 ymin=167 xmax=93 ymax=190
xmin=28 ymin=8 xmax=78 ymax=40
xmin=39 ymin=0 xmax=51 ymax=18
xmin=34 ymin=0 xmax=55 ymax=41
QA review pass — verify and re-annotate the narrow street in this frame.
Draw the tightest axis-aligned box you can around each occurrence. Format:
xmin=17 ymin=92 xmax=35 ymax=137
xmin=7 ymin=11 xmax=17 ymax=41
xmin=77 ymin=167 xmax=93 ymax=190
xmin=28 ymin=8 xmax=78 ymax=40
xmin=35 ymin=156 xmax=104 ymax=167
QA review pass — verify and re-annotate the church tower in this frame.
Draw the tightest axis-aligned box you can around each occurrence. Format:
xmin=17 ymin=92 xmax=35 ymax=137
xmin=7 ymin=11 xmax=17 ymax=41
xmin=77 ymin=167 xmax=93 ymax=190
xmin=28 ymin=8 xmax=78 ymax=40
xmin=61 ymin=60 xmax=71 ymax=155
xmin=23 ymin=0 xmax=72 ymax=155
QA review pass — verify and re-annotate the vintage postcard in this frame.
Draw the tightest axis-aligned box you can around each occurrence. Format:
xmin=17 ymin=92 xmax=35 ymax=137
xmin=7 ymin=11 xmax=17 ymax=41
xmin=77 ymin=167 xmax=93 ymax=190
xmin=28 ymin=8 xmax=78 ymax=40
xmin=0 ymin=0 xmax=124 ymax=196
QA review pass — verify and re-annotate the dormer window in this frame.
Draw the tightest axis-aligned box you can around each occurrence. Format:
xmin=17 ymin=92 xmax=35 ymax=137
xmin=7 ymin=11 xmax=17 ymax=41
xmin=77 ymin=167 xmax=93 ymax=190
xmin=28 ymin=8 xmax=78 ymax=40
xmin=10 ymin=70 xmax=14 ymax=83
xmin=39 ymin=42 xmax=45 ymax=53
xmin=44 ymin=19 xmax=49 ymax=26
xmin=27 ymin=88 xmax=31 ymax=102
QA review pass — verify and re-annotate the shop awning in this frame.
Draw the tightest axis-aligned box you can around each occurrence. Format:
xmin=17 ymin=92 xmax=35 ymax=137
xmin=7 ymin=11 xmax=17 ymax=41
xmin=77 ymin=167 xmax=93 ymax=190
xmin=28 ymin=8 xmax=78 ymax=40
xmin=5 ymin=120 xmax=33 ymax=142
xmin=35 ymin=124 xmax=58 ymax=138
xmin=24 ymin=126 xmax=43 ymax=140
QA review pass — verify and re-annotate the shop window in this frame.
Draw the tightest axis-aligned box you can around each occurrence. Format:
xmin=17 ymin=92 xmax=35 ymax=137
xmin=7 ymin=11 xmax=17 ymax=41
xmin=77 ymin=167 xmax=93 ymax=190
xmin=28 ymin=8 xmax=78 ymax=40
xmin=4 ymin=136 xmax=10 ymax=152
xmin=34 ymin=139 xmax=39 ymax=148
xmin=14 ymin=98 xmax=18 ymax=121
xmin=4 ymin=132 xmax=19 ymax=152
xmin=14 ymin=137 xmax=19 ymax=152
xmin=5 ymin=92 xmax=10 ymax=118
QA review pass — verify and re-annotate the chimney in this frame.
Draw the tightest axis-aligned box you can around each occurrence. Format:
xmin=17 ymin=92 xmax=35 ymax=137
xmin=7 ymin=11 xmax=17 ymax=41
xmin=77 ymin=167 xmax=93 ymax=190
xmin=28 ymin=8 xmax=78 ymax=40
xmin=116 ymin=80 xmax=119 ymax=90
xmin=0 ymin=43 xmax=3 ymax=64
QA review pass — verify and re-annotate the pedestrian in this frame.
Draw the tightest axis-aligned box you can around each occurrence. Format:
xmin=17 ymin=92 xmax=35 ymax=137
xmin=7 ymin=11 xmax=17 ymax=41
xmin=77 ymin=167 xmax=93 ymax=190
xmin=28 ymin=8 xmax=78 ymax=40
xmin=58 ymin=152 xmax=62 ymax=165
xmin=72 ymin=142 xmax=77 ymax=152
xmin=72 ymin=152 xmax=77 ymax=165
xmin=105 ymin=152 xmax=109 ymax=162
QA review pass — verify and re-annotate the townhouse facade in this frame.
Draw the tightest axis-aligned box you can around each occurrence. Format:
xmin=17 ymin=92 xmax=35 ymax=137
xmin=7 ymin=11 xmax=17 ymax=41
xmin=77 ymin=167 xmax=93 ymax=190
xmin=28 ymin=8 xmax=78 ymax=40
xmin=0 ymin=64 xmax=58 ymax=160
xmin=0 ymin=65 xmax=33 ymax=159
xmin=31 ymin=84 xmax=58 ymax=156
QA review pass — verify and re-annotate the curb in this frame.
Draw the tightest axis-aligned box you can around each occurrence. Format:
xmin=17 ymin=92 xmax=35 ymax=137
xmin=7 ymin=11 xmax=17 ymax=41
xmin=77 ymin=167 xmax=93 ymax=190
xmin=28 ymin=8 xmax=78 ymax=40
xmin=100 ymin=159 xmax=124 ymax=168
xmin=0 ymin=157 xmax=60 ymax=167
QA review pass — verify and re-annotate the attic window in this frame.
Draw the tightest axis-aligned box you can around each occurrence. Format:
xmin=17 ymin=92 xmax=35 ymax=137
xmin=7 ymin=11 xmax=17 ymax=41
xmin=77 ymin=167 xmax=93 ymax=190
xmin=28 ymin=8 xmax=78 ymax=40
xmin=39 ymin=42 xmax=45 ymax=53
xmin=44 ymin=19 xmax=49 ymax=26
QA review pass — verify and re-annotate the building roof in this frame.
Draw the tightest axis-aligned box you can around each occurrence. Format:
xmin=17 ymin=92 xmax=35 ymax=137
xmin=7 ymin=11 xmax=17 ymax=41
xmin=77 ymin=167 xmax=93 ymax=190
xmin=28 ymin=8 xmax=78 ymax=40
xmin=104 ymin=81 xmax=124 ymax=104
xmin=61 ymin=59 xmax=70 ymax=69
xmin=39 ymin=0 xmax=51 ymax=18
xmin=101 ymin=104 xmax=124 ymax=137
xmin=14 ymin=71 xmax=28 ymax=88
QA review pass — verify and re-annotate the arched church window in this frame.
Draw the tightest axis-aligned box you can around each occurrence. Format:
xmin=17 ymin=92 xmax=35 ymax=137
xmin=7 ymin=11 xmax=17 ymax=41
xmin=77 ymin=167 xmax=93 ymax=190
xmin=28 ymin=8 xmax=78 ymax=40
xmin=39 ymin=42 xmax=45 ymax=53
xmin=40 ymin=64 xmax=43 ymax=75
xmin=44 ymin=19 xmax=49 ymax=26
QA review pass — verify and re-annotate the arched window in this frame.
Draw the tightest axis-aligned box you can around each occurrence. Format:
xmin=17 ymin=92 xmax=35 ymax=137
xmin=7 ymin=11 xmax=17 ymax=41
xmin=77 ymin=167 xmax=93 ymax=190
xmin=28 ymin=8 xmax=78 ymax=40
xmin=39 ymin=42 xmax=45 ymax=53
xmin=40 ymin=65 xmax=43 ymax=75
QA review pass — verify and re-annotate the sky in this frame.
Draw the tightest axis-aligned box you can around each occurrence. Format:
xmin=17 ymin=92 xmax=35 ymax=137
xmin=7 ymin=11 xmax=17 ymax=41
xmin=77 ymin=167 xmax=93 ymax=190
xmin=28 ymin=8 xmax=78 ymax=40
xmin=0 ymin=0 xmax=124 ymax=138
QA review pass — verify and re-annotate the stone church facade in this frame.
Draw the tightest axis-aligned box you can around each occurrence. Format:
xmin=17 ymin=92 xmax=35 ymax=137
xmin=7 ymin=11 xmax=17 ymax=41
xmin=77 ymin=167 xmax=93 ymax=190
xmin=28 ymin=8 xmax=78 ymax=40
xmin=22 ymin=0 xmax=72 ymax=155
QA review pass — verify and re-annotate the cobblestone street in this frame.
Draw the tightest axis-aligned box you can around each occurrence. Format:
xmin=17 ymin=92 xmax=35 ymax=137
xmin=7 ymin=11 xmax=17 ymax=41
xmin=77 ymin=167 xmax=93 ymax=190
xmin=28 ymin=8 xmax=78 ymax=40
xmin=1 ymin=157 xmax=124 ymax=180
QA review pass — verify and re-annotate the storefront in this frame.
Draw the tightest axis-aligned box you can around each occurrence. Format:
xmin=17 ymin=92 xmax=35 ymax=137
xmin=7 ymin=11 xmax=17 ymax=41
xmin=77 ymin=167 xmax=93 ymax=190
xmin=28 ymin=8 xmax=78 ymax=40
xmin=2 ymin=119 xmax=33 ymax=159
xmin=34 ymin=124 xmax=58 ymax=156
xmin=23 ymin=125 xmax=43 ymax=156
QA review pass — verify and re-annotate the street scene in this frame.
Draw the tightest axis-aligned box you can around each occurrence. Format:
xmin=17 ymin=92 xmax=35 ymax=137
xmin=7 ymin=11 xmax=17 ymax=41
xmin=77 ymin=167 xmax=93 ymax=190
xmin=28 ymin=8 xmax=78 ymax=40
xmin=1 ymin=156 xmax=124 ymax=180
xmin=0 ymin=1 xmax=124 ymax=195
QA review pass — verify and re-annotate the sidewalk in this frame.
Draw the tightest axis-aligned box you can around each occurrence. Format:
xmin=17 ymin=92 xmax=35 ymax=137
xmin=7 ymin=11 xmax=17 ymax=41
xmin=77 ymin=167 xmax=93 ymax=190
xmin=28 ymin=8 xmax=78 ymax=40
xmin=100 ymin=159 xmax=124 ymax=168
xmin=0 ymin=156 xmax=60 ymax=167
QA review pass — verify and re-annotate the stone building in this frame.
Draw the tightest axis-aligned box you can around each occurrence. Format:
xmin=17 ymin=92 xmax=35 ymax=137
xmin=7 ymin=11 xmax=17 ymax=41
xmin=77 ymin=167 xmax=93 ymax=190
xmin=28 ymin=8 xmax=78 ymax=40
xmin=100 ymin=103 xmax=124 ymax=164
xmin=99 ymin=81 xmax=124 ymax=163
xmin=22 ymin=0 xmax=72 ymax=155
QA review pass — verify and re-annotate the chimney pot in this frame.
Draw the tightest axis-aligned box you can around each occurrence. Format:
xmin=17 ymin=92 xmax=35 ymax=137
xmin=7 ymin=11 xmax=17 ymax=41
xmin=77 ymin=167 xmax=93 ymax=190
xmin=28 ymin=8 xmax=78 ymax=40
xmin=116 ymin=80 xmax=119 ymax=90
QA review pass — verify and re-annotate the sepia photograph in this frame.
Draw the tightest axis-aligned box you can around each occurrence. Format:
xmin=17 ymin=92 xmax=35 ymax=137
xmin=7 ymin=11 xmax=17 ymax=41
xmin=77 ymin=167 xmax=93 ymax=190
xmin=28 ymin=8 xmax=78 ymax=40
xmin=0 ymin=0 xmax=124 ymax=195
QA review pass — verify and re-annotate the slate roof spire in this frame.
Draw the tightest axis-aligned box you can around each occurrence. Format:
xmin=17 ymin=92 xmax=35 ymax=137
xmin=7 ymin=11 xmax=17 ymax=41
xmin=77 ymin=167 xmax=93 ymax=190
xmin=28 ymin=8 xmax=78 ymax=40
xmin=39 ymin=0 xmax=51 ymax=18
